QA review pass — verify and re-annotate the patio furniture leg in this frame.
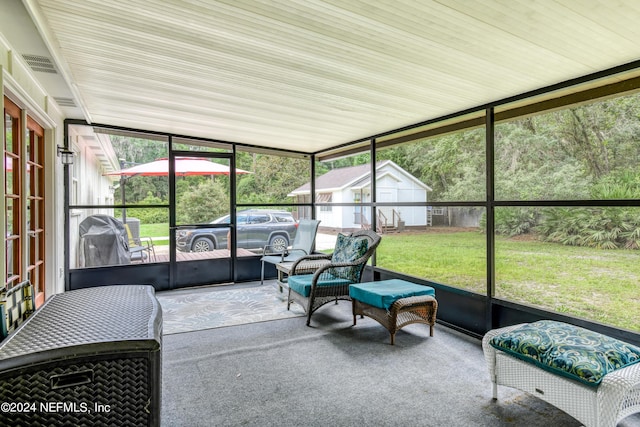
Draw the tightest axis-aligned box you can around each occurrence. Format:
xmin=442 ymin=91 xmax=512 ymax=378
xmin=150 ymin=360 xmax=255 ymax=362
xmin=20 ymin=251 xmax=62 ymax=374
xmin=306 ymin=297 xmax=313 ymax=326
xmin=352 ymin=300 xmax=364 ymax=326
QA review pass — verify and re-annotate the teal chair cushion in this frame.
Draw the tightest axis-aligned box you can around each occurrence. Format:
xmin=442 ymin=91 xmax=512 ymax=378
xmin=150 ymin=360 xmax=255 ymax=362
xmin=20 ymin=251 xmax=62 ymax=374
xmin=288 ymin=274 xmax=353 ymax=298
xmin=349 ymin=279 xmax=435 ymax=310
xmin=490 ymin=320 xmax=640 ymax=387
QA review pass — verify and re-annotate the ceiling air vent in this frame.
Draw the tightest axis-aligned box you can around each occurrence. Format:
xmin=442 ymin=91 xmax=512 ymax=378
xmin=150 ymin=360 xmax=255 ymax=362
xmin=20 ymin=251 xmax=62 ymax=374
xmin=22 ymin=54 xmax=57 ymax=74
xmin=53 ymin=97 xmax=77 ymax=107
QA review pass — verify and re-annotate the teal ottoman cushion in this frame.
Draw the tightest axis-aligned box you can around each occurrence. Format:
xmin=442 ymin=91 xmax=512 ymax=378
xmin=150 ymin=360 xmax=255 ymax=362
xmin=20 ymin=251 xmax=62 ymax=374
xmin=349 ymin=279 xmax=435 ymax=310
xmin=288 ymin=274 xmax=353 ymax=298
xmin=490 ymin=320 xmax=640 ymax=387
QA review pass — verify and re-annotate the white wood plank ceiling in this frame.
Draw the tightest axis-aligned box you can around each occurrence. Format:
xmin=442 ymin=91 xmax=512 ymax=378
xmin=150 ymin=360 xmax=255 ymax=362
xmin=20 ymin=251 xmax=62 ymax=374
xmin=23 ymin=0 xmax=640 ymax=153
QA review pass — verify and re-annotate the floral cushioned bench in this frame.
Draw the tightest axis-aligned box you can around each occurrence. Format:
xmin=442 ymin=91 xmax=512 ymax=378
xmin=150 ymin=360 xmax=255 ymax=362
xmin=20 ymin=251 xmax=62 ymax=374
xmin=489 ymin=320 xmax=640 ymax=387
xmin=483 ymin=320 xmax=640 ymax=427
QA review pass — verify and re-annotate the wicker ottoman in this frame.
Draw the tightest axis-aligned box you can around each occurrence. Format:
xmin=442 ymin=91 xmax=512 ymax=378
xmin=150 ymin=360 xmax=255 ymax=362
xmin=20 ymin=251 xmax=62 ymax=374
xmin=350 ymin=279 xmax=438 ymax=345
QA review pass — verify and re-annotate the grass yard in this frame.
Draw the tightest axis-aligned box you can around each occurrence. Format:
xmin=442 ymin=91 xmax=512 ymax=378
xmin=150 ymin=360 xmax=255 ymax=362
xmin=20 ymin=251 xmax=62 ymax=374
xmin=140 ymin=223 xmax=170 ymax=246
xmin=376 ymin=229 xmax=640 ymax=332
xmin=138 ymin=223 xmax=640 ymax=331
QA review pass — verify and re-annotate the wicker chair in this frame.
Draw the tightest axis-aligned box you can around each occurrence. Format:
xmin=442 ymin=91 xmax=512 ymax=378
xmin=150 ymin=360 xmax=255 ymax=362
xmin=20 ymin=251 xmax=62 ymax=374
xmin=286 ymin=229 xmax=381 ymax=326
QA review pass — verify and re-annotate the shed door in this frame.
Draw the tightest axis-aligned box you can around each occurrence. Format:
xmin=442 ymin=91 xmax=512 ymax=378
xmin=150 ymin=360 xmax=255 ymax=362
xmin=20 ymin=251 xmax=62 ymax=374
xmin=377 ymin=189 xmax=397 ymax=226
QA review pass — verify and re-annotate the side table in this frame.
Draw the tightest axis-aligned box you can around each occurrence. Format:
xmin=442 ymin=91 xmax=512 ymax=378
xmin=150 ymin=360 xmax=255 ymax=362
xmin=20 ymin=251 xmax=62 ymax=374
xmin=275 ymin=261 xmax=293 ymax=292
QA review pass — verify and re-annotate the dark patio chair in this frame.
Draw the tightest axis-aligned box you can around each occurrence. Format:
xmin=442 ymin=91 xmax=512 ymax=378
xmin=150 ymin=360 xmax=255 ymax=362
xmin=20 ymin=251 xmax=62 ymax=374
xmin=286 ymin=229 xmax=381 ymax=325
xmin=260 ymin=219 xmax=320 ymax=285
xmin=125 ymin=223 xmax=156 ymax=262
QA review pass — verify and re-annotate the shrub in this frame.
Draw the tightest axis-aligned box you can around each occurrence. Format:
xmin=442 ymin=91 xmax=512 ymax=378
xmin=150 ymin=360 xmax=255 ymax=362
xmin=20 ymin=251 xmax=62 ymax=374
xmin=480 ymin=207 xmax=539 ymax=237
xmin=177 ymin=179 xmax=229 ymax=224
xmin=115 ymin=193 xmax=168 ymax=224
xmin=537 ymin=207 xmax=640 ymax=250
xmin=494 ymin=207 xmax=539 ymax=236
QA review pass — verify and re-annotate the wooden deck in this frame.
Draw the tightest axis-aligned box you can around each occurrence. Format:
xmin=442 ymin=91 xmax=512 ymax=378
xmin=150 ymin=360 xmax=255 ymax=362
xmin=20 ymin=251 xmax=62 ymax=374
xmin=150 ymin=248 xmax=257 ymax=263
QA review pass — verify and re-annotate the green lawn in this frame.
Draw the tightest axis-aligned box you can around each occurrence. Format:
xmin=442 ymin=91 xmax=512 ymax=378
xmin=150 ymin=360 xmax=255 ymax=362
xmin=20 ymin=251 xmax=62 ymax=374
xmin=138 ymin=223 xmax=640 ymax=331
xmin=139 ymin=223 xmax=169 ymax=246
xmin=377 ymin=230 xmax=640 ymax=332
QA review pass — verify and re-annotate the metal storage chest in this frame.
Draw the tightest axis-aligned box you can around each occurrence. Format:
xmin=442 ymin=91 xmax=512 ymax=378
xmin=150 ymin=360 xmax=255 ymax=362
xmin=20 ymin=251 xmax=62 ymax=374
xmin=0 ymin=285 xmax=162 ymax=426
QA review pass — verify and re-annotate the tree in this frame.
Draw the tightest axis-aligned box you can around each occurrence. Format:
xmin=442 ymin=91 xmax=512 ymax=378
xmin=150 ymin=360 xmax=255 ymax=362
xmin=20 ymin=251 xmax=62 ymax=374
xmin=494 ymin=120 xmax=590 ymax=201
xmin=177 ymin=179 xmax=229 ymax=224
xmin=110 ymin=136 xmax=169 ymax=203
xmin=553 ymin=96 xmax=640 ymax=179
xmin=377 ymin=128 xmax=486 ymax=201
xmin=236 ymin=154 xmax=310 ymax=204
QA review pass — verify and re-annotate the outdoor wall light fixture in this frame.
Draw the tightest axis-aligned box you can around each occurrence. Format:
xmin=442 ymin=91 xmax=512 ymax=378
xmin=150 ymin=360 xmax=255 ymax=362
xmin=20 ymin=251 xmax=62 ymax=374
xmin=57 ymin=145 xmax=75 ymax=165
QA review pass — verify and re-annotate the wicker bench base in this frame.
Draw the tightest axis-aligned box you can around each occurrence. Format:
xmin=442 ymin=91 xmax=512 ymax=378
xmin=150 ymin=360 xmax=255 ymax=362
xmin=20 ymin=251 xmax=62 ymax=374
xmin=352 ymin=295 xmax=438 ymax=345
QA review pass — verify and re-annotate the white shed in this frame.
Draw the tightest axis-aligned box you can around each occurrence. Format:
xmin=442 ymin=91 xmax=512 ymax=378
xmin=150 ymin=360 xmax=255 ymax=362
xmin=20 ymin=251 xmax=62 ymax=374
xmin=290 ymin=160 xmax=431 ymax=232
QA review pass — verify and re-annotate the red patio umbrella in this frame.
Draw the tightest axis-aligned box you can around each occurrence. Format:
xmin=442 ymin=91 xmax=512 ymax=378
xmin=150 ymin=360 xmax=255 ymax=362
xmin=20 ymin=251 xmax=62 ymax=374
xmin=104 ymin=157 xmax=250 ymax=177
xmin=104 ymin=157 xmax=250 ymax=225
